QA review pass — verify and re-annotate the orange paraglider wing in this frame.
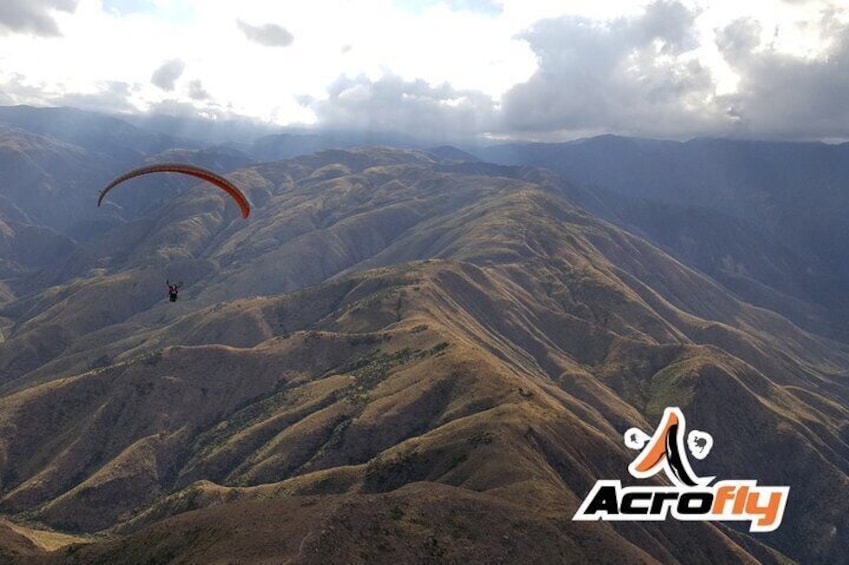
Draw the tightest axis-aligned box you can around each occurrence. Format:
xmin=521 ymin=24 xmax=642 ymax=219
xmin=97 ymin=163 xmax=250 ymax=218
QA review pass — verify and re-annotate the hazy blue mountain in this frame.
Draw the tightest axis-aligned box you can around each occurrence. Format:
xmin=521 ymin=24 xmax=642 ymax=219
xmin=472 ymin=136 xmax=849 ymax=332
xmin=0 ymin=106 xmax=195 ymax=161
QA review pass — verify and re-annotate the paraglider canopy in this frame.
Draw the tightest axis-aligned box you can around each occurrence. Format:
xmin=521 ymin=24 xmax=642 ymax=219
xmin=97 ymin=162 xmax=251 ymax=218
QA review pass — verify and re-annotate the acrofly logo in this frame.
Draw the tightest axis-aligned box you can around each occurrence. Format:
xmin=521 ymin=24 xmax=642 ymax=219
xmin=573 ymin=407 xmax=789 ymax=532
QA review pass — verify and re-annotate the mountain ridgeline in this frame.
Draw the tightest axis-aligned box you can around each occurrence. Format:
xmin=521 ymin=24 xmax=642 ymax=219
xmin=0 ymin=109 xmax=846 ymax=564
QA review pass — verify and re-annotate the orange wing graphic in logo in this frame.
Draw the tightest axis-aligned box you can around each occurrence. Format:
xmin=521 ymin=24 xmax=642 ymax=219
xmin=626 ymin=407 xmax=714 ymax=487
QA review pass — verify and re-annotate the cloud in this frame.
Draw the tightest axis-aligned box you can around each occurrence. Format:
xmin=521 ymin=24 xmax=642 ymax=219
xmin=57 ymin=81 xmax=137 ymax=113
xmin=716 ymin=14 xmax=849 ymax=139
xmin=0 ymin=0 xmax=77 ymax=37
xmin=634 ymin=0 xmax=699 ymax=51
xmin=0 ymin=73 xmax=52 ymax=105
xmin=2 ymin=0 xmax=846 ymax=143
xmin=147 ymin=98 xmax=218 ymax=118
xmin=499 ymin=0 xmax=731 ymax=139
xmin=188 ymin=79 xmax=210 ymax=101
xmin=311 ymin=73 xmax=497 ymax=141
xmin=151 ymin=59 xmax=185 ymax=92
xmin=715 ymin=17 xmax=762 ymax=62
xmin=101 ymin=0 xmax=155 ymax=17
xmin=497 ymin=0 xmax=849 ymax=141
xmin=0 ymin=75 xmax=138 ymax=114
xmin=445 ymin=0 xmax=502 ymax=15
xmin=397 ymin=0 xmax=503 ymax=16
xmin=237 ymin=19 xmax=294 ymax=47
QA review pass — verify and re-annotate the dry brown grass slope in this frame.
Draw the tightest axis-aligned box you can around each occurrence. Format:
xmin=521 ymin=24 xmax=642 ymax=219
xmin=0 ymin=519 xmax=40 ymax=562
xmin=0 ymin=260 xmax=839 ymax=562
xmin=0 ymin=147 xmax=845 ymax=563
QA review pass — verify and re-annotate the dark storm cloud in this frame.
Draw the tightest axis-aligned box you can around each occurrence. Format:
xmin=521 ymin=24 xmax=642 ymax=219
xmin=151 ymin=59 xmax=186 ymax=92
xmin=716 ymin=16 xmax=849 ymax=139
xmin=237 ymin=20 xmax=294 ymax=47
xmin=499 ymin=0 xmax=730 ymax=139
xmin=0 ymin=0 xmax=77 ymax=37
xmin=311 ymin=73 xmax=496 ymax=141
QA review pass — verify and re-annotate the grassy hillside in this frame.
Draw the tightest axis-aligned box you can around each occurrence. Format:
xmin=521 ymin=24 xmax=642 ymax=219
xmin=0 ymin=147 xmax=846 ymax=563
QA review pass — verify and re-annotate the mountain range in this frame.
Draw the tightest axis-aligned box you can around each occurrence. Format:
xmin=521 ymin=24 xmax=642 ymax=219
xmin=0 ymin=106 xmax=846 ymax=564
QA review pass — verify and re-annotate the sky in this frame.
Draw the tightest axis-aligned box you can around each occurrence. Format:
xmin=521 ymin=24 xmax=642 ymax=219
xmin=0 ymin=0 xmax=848 ymax=142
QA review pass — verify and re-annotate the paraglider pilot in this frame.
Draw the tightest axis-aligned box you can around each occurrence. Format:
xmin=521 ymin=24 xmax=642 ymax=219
xmin=166 ymin=280 xmax=183 ymax=302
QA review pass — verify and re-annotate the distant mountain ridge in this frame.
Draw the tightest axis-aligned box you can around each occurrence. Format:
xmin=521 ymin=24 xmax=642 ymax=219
xmin=473 ymin=135 xmax=849 ymax=265
xmin=472 ymin=135 xmax=849 ymax=334
xmin=0 ymin=106 xmax=195 ymax=161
